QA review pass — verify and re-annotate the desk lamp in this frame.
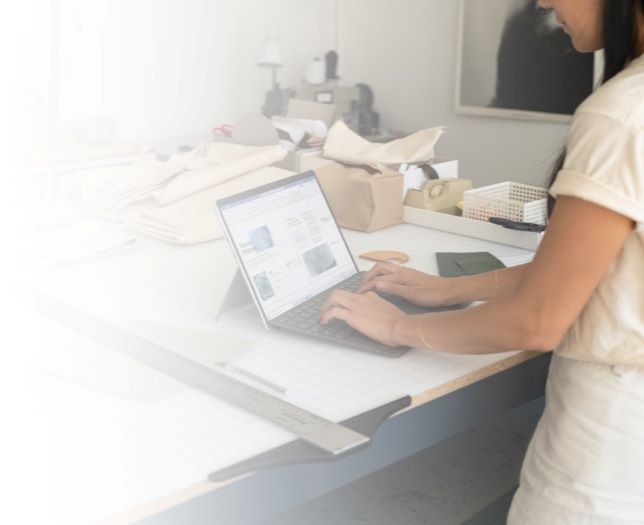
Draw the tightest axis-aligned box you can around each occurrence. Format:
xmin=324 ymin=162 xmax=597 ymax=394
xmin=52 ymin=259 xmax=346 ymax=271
xmin=258 ymin=31 xmax=285 ymax=117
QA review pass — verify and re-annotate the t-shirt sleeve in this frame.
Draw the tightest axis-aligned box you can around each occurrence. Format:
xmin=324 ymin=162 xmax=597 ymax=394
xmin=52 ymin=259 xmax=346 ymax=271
xmin=550 ymin=111 xmax=644 ymax=225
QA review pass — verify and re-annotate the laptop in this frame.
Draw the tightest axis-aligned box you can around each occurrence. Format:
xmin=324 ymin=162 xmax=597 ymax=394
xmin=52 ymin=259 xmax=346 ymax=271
xmin=216 ymin=170 xmax=462 ymax=358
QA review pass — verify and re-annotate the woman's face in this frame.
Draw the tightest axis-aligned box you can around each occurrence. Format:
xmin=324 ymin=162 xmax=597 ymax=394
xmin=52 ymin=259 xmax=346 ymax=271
xmin=538 ymin=0 xmax=604 ymax=52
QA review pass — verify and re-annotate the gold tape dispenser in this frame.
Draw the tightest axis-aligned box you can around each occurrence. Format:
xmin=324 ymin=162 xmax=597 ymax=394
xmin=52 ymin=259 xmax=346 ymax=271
xmin=404 ymin=178 xmax=473 ymax=215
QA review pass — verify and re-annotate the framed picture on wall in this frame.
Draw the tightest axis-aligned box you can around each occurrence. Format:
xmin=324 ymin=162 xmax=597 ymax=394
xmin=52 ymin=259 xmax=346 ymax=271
xmin=455 ymin=0 xmax=601 ymax=123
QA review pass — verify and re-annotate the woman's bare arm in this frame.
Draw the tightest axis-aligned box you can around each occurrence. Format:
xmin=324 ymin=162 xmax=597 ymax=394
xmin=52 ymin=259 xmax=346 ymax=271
xmin=446 ymin=263 xmax=530 ymax=303
xmin=323 ymin=196 xmax=634 ymax=354
xmin=358 ymin=261 xmax=530 ymax=306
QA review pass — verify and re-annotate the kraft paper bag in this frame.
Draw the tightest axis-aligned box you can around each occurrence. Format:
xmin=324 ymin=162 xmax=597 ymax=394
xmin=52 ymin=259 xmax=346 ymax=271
xmin=316 ymin=162 xmax=404 ymax=232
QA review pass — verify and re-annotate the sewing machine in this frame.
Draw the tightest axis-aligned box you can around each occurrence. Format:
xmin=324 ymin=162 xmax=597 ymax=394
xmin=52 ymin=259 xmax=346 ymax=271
xmin=262 ymin=82 xmax=380 ymax=137
xmin=261 ymin=49 xmax=380 ymax=136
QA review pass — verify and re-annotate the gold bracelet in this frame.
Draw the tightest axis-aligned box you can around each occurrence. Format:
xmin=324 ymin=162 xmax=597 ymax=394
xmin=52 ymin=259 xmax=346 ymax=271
xmin=418 ymin=317 xmax=433 ymax=350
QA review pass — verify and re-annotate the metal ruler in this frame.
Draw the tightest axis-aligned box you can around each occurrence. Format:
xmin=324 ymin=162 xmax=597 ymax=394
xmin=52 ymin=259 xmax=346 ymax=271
xmin=31 ymin=291 xmax=370 ymax=455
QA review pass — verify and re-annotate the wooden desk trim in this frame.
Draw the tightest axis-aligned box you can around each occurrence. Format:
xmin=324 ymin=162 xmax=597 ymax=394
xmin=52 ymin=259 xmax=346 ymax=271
xmin=411 ymin=350 xmax=543 ymax=407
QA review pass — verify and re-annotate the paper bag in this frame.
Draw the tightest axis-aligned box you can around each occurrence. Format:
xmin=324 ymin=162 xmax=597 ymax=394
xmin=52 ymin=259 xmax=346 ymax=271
xmin=316 ymin=162 xmax=403 ymax=232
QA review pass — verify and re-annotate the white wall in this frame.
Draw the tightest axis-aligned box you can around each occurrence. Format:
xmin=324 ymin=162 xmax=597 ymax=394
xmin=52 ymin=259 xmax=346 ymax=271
xmin=25 ymin=0 xmax=571 ymax=185
xmin=337 ymin=0 xmax=569 ymax=186
xmin=50 ymin=0 xmax=337 ymax=148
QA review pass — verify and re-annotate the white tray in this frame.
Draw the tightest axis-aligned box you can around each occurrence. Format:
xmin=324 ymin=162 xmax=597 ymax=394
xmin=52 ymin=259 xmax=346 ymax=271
xmin=403 ymin=206 xmax=543 ymax=251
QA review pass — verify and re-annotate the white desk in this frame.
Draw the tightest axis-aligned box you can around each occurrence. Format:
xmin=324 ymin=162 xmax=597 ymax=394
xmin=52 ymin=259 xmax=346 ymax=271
xmin=20 ymin=223 xmax=548 ymax=525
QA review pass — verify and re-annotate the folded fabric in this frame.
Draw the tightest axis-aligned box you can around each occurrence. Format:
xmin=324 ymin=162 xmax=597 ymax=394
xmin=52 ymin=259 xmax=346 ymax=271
xmin=152 ymin=144 xmax=287 ymax=205
xmin=323 ymin=121 xmax=446 ymax=166
xmin=111 ymin=167 xmax=294 ymax=244
xmin=168 ymin=142 xmax=287 ymax=171
xmin=77 ymin=154 xmax=184 ymax=212
xmin=77 ymin=143 xmax=288 ymax=211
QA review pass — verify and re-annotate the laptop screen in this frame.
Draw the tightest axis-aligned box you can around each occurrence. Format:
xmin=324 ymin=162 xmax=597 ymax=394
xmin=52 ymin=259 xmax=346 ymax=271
xmin=217 ymin=172 xmax=358 ymax=321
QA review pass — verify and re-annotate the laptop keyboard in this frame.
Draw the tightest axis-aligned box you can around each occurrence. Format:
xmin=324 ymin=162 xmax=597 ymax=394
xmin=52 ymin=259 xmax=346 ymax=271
xmin=271 ymin=271 xmax=463 ymax=356
xmin=273 ymin=272 xmax=424 ymax=340
xmin=274 ymin=272 xmax=365 ymax=339
xmin=270 ymin=265 xmax=471 ymax=359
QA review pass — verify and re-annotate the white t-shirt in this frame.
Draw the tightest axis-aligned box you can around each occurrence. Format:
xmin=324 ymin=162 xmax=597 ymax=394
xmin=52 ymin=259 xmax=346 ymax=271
xmin=549 ymin=53 xmax=644 ymax=368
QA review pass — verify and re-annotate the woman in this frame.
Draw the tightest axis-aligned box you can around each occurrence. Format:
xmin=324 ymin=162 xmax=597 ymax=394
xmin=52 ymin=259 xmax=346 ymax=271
xmin=321 ymin=0 xmax=644 ymax=521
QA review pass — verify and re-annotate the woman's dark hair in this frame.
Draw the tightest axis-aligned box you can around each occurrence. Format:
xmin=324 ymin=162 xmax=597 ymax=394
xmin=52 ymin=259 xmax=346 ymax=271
xmin=547 ymin=0 xmax=644 ymax=217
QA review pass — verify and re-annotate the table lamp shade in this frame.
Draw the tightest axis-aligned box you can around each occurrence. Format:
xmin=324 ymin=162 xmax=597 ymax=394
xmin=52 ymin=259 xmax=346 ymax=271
xmin=258 ymin=33 xmax=282 ymax=68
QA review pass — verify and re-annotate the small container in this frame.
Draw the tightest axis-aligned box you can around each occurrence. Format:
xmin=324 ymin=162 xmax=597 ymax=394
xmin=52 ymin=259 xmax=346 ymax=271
xmin=304 ymin=57 xmax=326 ymax=85
xmin=462 ymin=182 xmax=548 ymax=225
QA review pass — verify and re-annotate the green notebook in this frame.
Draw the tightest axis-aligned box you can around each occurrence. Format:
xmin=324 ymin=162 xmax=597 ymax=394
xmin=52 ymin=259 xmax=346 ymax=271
xmin=436 ymin=252 xmax=506 ymax=277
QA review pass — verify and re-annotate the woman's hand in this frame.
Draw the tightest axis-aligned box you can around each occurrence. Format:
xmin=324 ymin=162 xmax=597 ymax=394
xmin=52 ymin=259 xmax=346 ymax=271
xmin=358 ymin=262 xmax=453 ymax=306
xmin=321 ymin=289 xmax=407 ymax=347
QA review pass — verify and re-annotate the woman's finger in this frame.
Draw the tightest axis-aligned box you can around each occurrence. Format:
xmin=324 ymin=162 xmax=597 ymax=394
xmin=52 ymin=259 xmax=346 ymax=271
xmin=322 ymin=289 xmax=358 ymax=314
xmin=357 ymin=279 xmax=378 ymax=293
xmin=357 ymin=273 xmax=403 ymax=293
xmin=321 ymin=305 xmax=352 ymax=325
xmin=362 ymin=262 xmax=398 ymax=283
xmin=373 ymin=281 xmax=423 ymax=302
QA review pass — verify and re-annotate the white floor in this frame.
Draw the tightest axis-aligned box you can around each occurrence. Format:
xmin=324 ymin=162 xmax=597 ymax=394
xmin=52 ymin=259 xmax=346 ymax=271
xmin=260 ymin=398 xmax=545 ymax=525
